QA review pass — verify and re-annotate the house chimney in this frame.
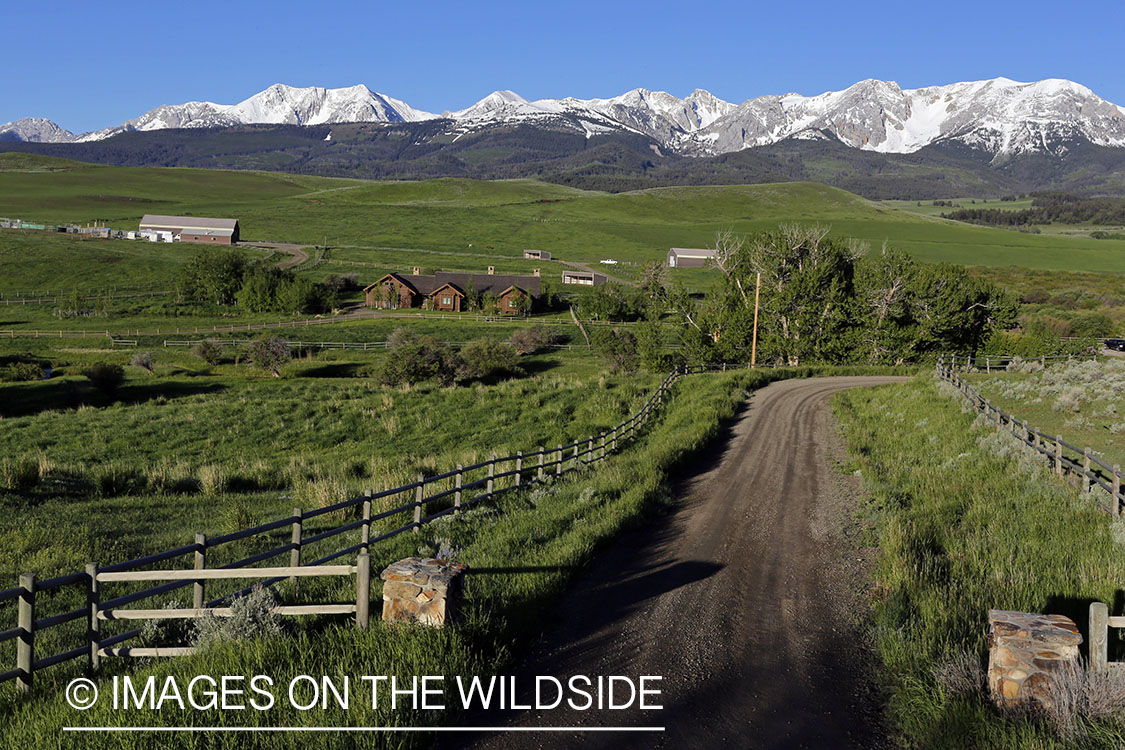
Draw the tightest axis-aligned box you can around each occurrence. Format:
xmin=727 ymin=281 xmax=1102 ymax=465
xmin=487 ymin=266 xmax=495 ymax=275
xmin=413 ymin=266 xmax=420 ymax=275
xmin=533 ymin=268 xmax=540 ymax=277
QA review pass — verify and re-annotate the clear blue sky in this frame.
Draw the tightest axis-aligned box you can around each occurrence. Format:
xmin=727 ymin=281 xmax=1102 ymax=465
xmin=6 ymin=0 xmax=1125 ymax=133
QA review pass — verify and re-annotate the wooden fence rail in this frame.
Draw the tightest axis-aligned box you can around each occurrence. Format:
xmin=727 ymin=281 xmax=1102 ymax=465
xmin=936 ymin=354 xmax=1123 ymax=516
xmin=159 ymin=339 xmax=600 ymax=351
xmin=1 ymin=362 xmax=748 ymax=695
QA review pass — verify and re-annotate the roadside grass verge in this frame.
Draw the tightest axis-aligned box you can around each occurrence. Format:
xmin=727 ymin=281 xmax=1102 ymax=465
xmin=0 ymin=365 xmax=908 ymax=747
xmin=833 ymin=375 xmax=1125 ymax=748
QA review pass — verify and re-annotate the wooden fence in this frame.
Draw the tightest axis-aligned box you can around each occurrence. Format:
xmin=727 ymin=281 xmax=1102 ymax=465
xmin=0 ymin=364 xmax=713 ymax=695
xmin=0 ymin=291 xmax=171 ymax=306
xmin=936 ymin=354 xmax=1123 ymax=516
xmin=159 ymin=339 xmax=597 ymax=352
xmin=1088 ymin=601 xmax=1125 ymax=675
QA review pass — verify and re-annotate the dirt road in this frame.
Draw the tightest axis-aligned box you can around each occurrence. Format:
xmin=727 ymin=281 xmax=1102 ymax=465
xmin=451 ymin=376 xmax=906 ymax=750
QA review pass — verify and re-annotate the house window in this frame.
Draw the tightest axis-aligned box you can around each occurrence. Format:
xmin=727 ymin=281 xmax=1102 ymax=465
xmin=442 ymin=296 xmax=452 ymax=306
xmin=508 ymin=298 xmax=517 ymax=308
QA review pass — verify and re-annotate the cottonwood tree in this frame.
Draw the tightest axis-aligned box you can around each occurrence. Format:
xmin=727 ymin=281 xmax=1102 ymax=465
xmin=178 ymin=249 xmax=247 ymax=306
xmin=692 ymin=226 xmax=1017 ymax=366
xmin=854 ymin=243 xmax=918 ymax=365
xmin=711 ymin=225 xmax=862 ymax=365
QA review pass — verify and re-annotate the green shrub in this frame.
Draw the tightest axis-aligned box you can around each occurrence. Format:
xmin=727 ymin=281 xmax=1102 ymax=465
xmin=458 ymin=338 xmax=522 ymax=381
xmin=192 ymin=339 xmax=223 ymax=366
xmin=0 ymin=361 xmax=44 ymax=382
xmin=193 ymin=587 xmax=283 ymax=650
xmin=246 ymin=335 xmax=290 ymax=378
xmin=373 ymin=328 xmax=460 ymax=386
xmin=82 ymin=362 xmax=125 ymax=398
xmin=591 ymin=327 xmax=639 ymax=373
xmin=509 ymin=324 xmax=560 ymax=355
xmin=130 ymin=351 xmax=156 ymax=373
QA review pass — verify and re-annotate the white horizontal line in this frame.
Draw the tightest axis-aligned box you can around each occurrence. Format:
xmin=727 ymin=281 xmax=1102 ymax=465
xmin=64 ymin=726 xmax=665 ymax=733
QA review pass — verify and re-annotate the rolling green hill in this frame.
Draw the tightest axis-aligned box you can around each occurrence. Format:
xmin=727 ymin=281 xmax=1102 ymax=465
xmin=2 ymin=159 xmax=1124 ymax=278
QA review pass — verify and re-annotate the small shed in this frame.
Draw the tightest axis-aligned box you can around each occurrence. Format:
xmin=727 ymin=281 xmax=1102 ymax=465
xmin=523 ymin=249 xmax=552 ymax=260
xmin=668 ymin=248 xmax=717 ymax=268
xmin=561 ymin=270 xmax=606 ymax=287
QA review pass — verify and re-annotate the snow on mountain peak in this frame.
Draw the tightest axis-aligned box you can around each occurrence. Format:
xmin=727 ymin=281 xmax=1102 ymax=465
xmin=3 ymin=77 xmax=1122 ymax=160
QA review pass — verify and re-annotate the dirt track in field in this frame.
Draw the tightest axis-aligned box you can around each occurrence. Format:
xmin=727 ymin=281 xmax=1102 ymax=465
xmin=448 ymin=375 xmax=907 ymax=750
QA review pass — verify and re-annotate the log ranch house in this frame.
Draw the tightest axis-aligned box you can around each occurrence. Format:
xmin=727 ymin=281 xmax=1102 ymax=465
xmin=364 ymin=267 xmax=541 ymax=314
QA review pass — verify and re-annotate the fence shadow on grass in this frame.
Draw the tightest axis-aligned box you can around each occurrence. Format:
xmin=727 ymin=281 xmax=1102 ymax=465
xmin=0 ymin=379 xmax=226 ymax=418
xmin=1043 ymin=592 xmax=1125 ymax=663
xmin=297 ymin=362 xmax=365 ymax=378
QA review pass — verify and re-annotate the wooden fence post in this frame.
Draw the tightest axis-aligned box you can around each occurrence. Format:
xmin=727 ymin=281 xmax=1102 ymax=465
xmin=537 ymin=449 xmax=545 ymax=482
xmin=1091 ymin=602 xmax=1109 ymax=674
xmin=1055 ymin=436 xmax=1063 ymax=477
xmin=1083 ymin=448 xmax=1092 ymax=493
xmin=16 ymin=573 xmax=35 ymax=693
xmin=556 ymin=445 xmax=563 ymax=477
xmin=515 ymin=451 xmax=523 ymax=488
xmin=355 ymin=553 xmax=371 ymax=630
xmin=86 ymin=563 xmax=100 ymax=673
xmin=487 ymin=456 xmax=496 ymax=496
xmin=361 ymin=490 xmax=372 ymax=553
xmin=1114 ymin=465 xmax=1122 ymax=518
xmin=600 ymin=433 xmax=606 ymax=461
xmin=289 ymin=508 xmax=303 ymax=584
xmin=454 ymin=465 xmax=463 ymax=512
xmin=611 ymin=427 xmax=618 ymax=453
xmin=193 ymin=533 xmax=207 ymax=610
xmin=414 ymin=474 xmax=424 ymax=532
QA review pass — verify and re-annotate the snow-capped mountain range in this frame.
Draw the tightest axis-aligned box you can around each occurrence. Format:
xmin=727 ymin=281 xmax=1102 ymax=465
xmin=4 ymin=78 xmax=1125 ymax=160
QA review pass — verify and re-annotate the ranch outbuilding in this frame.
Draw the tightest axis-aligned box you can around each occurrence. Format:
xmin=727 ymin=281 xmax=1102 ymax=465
xmin=138 ymin=215 xmax=240 ymax=245
xmin=667 ymin=247 xmax=717 ymax=268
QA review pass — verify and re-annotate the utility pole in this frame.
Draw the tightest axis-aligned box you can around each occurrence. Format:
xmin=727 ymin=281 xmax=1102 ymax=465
xmin=750 ymin=271 xmax=761 ymax=368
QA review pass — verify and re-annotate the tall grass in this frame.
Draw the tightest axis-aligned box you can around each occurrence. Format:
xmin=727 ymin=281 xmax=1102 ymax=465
xmin=833 ymin=375 xmax=1125 ymax=748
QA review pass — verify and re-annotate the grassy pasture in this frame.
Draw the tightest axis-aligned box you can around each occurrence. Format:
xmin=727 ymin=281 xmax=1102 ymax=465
xmin=965 ymin=358 xmax=1125 ymax=471
xmin=3 ymin=157 xmax=1125 ymax=279
xmin=0 ymin=345 xmax=655 ymax=579
xmin=883 ymin=197 xmax=1037 ymax=217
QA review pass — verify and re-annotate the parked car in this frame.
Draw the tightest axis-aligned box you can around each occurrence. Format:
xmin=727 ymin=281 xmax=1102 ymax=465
xmin=1105 ymin=338 xmax=1125 ymax=352
xmin=600 ymin=259 xmax=618 ymax=265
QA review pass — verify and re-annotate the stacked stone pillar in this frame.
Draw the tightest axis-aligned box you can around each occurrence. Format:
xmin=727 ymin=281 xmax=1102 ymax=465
xmin=380 ymin=557 xmax=467 ymax=628
xmin=988 ymin=609 xmax=1082 ymax=709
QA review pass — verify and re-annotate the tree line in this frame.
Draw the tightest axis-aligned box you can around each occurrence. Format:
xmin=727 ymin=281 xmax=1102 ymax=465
xmin=177 ymin=248 xmax=343 ymax=314
xmin=943 ymin=192 xmax=1125 ymax=226
xmin=569 ymin=227 xmax=1019 ymax=372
